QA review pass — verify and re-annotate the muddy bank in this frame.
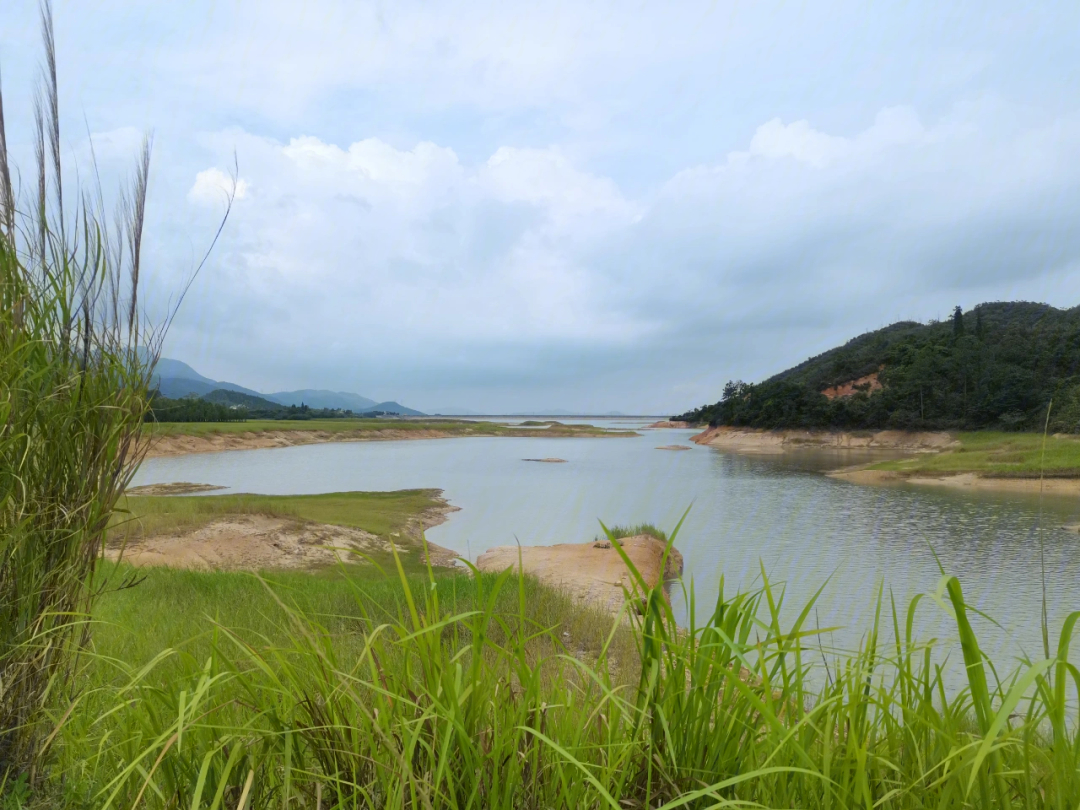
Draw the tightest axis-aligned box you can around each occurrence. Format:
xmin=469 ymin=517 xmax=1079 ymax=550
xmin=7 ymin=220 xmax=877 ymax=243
xmin=646 ymin=420 xmax=692 ymax=429
xmin=690 ymin=425 xmax=958 ymax=454
xmin=107 ymin=499 xmax=460 ymax=571
xmin=476 ymin=534 xmax=682 ymax=615
xmin=146 ymin=428 xmax=455 ymax=458
xmin=830 ymin=468 xmax=1080 ymax=496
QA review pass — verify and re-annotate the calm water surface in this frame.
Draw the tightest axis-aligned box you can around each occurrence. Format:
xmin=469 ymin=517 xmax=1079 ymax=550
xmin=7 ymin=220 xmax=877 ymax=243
xmin=134 ymin=422 xmax=1080 ymax=667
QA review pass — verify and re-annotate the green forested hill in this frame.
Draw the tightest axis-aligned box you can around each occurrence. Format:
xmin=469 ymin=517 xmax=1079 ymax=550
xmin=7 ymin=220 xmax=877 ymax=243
xmin=677 ymin=301 xmax=1080 ymax=432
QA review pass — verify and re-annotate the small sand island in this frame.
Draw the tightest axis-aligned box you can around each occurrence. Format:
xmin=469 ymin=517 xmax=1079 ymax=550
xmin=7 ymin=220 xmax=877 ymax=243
xmin=523 ymin=457 xmax=567 ymax=463
xmin=656 ymin=445 xmax=691 ymax=451
xmin=477 ymin=533 xmax=682 ymax=615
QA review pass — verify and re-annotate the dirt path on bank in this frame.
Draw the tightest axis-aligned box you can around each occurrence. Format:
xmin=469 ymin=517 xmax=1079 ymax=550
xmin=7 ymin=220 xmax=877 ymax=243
xmin=477 ymin=535 xmax=682 ymax=615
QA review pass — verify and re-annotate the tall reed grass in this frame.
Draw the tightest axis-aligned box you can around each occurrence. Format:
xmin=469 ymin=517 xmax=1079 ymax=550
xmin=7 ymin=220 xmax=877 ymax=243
xmin=48 ymin=529 xmax=1080 ymax=809
xmin=0 ymin=1 xmax=227 ymax=786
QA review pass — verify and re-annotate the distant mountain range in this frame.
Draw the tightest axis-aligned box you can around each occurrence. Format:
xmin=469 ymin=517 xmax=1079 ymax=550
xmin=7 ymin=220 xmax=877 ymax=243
xmin=152 ymin=358 xmax=426 ymax=416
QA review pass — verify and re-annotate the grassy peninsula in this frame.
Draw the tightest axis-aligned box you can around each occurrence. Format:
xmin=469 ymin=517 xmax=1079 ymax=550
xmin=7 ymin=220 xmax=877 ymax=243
xmin=865 ymin=431 xmax=1080 ymax=478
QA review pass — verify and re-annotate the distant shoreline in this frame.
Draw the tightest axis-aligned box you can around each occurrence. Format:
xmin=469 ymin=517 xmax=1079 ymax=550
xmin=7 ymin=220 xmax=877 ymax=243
xmin=145 ymin=419 xmax=639 ymax=458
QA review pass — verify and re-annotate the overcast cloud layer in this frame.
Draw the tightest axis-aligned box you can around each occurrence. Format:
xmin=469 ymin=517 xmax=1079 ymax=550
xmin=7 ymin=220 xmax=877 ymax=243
xmin=2 ymin=1 xmax=1079 ymax=413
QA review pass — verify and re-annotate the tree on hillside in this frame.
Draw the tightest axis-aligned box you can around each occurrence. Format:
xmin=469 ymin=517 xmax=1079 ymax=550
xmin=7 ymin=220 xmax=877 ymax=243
xmin=675 ymin=301 xmax=1078 ymax=432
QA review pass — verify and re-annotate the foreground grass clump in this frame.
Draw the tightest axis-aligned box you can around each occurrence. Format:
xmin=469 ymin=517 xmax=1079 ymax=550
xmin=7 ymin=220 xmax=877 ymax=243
xmin=871 ymin=431 xmax=1080 ymax=477
xmin=0 ymin=6 xmax=167 ymax=779
xmin=596 ymin=523 xmax=668 ymax=542
xmin=44 ymin=526 xmax=1080 ymax=809
xmin=111 ymin=489 xmax=447 ymax=544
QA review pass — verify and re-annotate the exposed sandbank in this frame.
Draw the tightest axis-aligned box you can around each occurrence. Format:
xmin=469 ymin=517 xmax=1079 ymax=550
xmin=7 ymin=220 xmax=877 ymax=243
xmin=656 ymin=445 xmax=692 ymax=451
xmin=645 ymin=420 xmax=692 ymax=429
xmin=830 ymin=468 xmax=1080 ymax=495
xmin=690 ymin=425 xmax=958 ymax=453
xmin=523 ymin=458 xmax=567 ymax=463
xmin=476 ymin=534 xmax=682 ymax=615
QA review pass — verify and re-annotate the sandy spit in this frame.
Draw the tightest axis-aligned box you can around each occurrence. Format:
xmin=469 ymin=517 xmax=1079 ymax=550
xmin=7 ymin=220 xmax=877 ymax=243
xmin=476 ymin=535 xmax=682 ymax=615
xmin=830 ymin=468 xmax=1080 ymax=495
xmin=656 ymin=445 xmax=691 ymax=451
xmin=690 ymin=425 xmax=958 ymax=453
xmin=645 ymin=420 xmax=692 ymax=429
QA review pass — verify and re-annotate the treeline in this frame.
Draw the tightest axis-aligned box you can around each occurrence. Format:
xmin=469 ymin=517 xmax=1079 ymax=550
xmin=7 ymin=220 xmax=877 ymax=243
xmin=148 ymin=396 xmax=243 ymax=423
xmin=677 ymin=301 xmax=1080 ymax=432
xmin=148 ymin=393 xmax=387 ymax=423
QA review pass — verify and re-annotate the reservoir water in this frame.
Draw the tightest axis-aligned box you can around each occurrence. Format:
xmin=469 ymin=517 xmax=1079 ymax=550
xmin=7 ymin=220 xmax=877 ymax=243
xmin=133 ymin=422 xmax=1080 ymax=669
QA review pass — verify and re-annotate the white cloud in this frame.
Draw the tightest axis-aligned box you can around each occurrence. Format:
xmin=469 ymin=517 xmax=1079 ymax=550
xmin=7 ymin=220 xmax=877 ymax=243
xmin=183 ymin=133 xmax=646 ymax=353
xmin=729 ymin=107 xmax=933 ymax=170
xmin=188 ymin=168 xmax=248 ymax=206
xmin=165 ymin=98 xmax=1080 ymax=411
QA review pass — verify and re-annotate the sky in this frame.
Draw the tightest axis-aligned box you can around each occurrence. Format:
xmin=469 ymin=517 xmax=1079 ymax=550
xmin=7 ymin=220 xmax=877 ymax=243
xmin=2 ymin=1 xmax=1080 ymax=414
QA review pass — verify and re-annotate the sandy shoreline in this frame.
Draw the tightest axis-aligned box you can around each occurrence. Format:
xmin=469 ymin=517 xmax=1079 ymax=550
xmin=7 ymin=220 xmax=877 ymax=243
xmin=689 ymin=425 xmax=958 ymax=453
xmin=145 ymin=428 xmax=456 ymax=458
xmin=146 ymin=424 xmax=636 ymax=458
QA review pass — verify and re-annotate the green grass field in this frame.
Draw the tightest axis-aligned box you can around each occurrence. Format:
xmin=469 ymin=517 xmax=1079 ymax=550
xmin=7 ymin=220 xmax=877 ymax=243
xmin=870 ymin=431 xmax=1080 ymax=477
xmin=146 ymin=418 xmax=633 ymax=438
xmin=45 ymin=550 xmax=1080 ymax=809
